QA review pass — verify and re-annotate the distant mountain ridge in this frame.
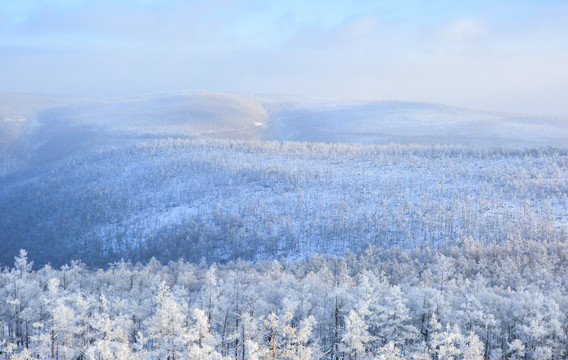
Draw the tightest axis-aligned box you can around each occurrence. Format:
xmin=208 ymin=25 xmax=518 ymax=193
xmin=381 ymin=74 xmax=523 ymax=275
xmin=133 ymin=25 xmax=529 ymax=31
xmin=1 ymin=91 xmax=567 ymax=173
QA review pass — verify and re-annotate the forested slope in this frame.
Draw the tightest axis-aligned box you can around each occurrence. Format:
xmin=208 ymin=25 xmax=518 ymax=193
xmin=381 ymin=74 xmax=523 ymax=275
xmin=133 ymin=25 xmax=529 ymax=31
xmin=2 ymin=140 xmax=566 ymax=267
xmin=1 ymin=92 xmax=568 ymax=359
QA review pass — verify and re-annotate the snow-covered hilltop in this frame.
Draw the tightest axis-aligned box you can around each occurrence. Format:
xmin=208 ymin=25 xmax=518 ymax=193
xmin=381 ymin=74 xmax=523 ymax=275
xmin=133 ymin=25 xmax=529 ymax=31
xmin=1 ymin=91 xmax=567 ymax=173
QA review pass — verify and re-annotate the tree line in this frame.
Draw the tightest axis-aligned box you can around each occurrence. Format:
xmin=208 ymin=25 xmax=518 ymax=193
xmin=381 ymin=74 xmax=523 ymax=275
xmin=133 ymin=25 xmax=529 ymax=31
xmin=2 ymin=233 xmax=567 ymax=359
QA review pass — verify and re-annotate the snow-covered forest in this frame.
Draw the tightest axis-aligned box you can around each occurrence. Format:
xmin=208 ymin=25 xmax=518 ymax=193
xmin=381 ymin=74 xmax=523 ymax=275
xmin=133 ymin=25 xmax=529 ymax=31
xmin=1 ymin=93 xmax=568 ymax=359
xmin=2 ymin=140 xmax=567 ymax=268
xmin=2 ymin=235 xmax=568 ymax=359
xmin=2 ymin=141 xmax=568 ymax=359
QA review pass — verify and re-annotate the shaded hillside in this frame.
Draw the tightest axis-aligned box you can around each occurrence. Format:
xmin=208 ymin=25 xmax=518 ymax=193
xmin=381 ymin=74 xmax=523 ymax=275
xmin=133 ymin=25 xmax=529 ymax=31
xmin=1 ymin=92 xmax=567 ymax=267
xmin=1 ymin=140 xmax=566 ymax=267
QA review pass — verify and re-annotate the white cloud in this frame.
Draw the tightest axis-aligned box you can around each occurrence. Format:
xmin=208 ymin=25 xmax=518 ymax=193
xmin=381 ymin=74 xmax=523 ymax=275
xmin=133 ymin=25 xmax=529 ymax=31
xmin=440 ymin=18 xmax=489 ymax=41
xmin=1 ymin=0 xmax=567 ymax=116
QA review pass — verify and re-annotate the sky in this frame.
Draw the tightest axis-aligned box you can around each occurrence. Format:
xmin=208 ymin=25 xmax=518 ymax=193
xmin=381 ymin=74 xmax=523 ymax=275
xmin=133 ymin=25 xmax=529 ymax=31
xmin=1 ymin=0 xmax=568 ymax=116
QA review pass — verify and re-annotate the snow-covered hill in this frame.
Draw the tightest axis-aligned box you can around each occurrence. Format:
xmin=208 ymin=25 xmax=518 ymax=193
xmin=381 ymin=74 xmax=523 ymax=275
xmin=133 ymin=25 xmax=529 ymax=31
xmin=2 ymin=139 xmax=567 ymax=267
xmin=1 ymin=91 xmax=567 ymax=173
xmin=1 ymin=92 xmax=567 ymax=267
xmin=262 ymin=98 xmax=568 ymax=147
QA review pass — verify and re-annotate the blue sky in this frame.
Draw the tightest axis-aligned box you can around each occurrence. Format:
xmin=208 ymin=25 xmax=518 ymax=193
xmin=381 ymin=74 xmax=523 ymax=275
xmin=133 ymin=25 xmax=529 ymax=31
xmin=1 ymin=0 xmax=567 ymax=116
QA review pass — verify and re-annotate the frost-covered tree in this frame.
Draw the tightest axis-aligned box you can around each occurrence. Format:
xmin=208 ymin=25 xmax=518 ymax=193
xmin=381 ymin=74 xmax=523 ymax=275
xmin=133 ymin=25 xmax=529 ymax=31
xmin=85 ymin=294 xmax=133 ymax=360
xmin=41 ymin=278 xmax=79 ymax=360
xmin=376 ymin=342 xmax=403 ymax=360
xmin=2 ymin=228 xmax=568 ymax=360
xmin=145 ymin=282 xmax=189 ymax=359
xmin=187 ymin=308 xmax=221 ymax=360
xmin=341 ymin=310 xmax=371 ymax=360
xmin=463 ymin=332 xmax=484 ymax=360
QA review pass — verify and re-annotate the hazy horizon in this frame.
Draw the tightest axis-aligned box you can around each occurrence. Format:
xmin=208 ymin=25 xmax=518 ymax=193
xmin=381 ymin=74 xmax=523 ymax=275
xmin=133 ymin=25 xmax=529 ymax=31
xmin=1 ymin=0 xmax=568 ymax=117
